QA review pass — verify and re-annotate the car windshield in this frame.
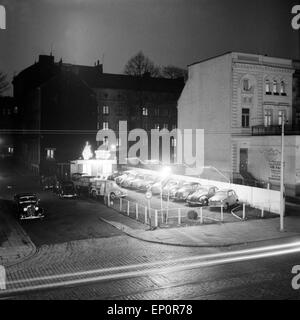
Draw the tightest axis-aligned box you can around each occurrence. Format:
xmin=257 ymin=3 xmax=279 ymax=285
xmin=19 ymin=196 xmax=37 ymax=203
xmin=215 ymin=191 xmax=228 ymax=196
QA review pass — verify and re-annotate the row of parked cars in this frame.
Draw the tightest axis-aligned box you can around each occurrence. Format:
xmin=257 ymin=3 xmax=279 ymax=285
xmin=115 ymin=170 xmax=239 ymax=210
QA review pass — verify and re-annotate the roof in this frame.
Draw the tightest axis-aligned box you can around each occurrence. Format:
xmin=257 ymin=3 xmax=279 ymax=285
xmin=61 ymin=64 xmax=184 ymax=93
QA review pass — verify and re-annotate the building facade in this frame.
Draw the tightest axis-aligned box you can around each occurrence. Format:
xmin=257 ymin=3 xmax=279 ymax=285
xmin=178 ymin=52 xmax=299 ymax=196
xmin=0 ymin=96 xmax=17 ymax=157
xmin=13 ymin=55 xmax=184 ymax=178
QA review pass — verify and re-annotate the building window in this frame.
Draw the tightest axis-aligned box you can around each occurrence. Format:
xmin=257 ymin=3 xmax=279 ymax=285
xmin=296 ymin=112 xmax=300 ymax=125
xmin=8 ymin=147 xmax=14 ymax=154
xmin=14 ymin=106 xmax=18 ymax=114
xmin=242 ymin=79 xmax=250 ymax=92
xmin=264 ymin=110 xmax=273 ymax=127
xmin=103 ymin=122 xmax=109 ymax=130
xmin=103 ymin=137 xmax=108 ymax=147
xmin=7 ymin=108 xmax=11 ymax=115
xmin=278 ymin=110 xmax=286 ymax=126
xmin=163 ymin=123 xmax=168 ymax=129
xmin=154 ymin=124 xmax=160 ymax=129
xmin=142 ymin=107 xmax=148 ymax=116
xmin=280 ymin=81 xmax=286 ymax=96
xmin=103 ymin=106 xmax=109 ymax=115
xmin=273 ymin=80 xmax=279 ymax=95
xmin=241 ymin=108 xmax=250 ymax=128
xmin=46 ymin=149 xmax=55 ymax=159
xmin=117 ymin=138 xmax=121 ymax=146
xmin=154 ymin=108 xmax=159 ymax=116
xmin=265 ymin=80 xmax=271 ymax=95
xmin=171 ymin=137 xmax=177 ymax=147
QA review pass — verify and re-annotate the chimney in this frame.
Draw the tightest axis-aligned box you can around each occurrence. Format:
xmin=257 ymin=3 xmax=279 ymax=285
xmin=38 ymin=54 xmax=54 ymax=66
xmin=95 ymin=60 xmax=103 ymax=74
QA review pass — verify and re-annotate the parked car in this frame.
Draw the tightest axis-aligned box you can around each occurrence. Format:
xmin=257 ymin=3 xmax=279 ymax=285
xmin=14 ymin=193 xmax=45 ymax=220
xmin=115 ymin=171 xmax=135 ymax=186
xmin=120 ymin=172 xmax=138 ymax=188
xmin=186 ymin=186 xmax=218 ymax=207
xmin=73 ymin=175 xmax=96 ymax=194
xmin=208 ymin=189 xmax=239 ymax=210
xmin=149 ymin=178 xmax=169 ymax=195
xmin=173 ymin=182 xmax=202 ymax=201
xmin=128 ymin=174 xmax=145 ymax=189
xmin=89 ymin=179 xmax=127 ymax=200
xmin=71 ymin=172 xmax=88 ymax=181
xmin=138 ymin=176 xmax=160 ymax=192
xmin=162 ymin=180 xmax=185 ymax=199
xmin=58 ymin=181 xmax=78 ymax=199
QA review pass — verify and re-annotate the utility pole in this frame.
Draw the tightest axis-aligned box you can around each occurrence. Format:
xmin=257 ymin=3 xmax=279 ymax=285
xmin=280 ymin=118 xmax=285 ymax=232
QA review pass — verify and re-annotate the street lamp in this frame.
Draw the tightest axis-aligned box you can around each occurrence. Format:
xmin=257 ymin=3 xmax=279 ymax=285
xmin=280 ymin=119 xmax=286 ymax=232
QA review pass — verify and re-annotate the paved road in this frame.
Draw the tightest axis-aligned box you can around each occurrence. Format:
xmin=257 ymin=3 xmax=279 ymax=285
xmin=1 ymin=237 xmax=300 ymax=300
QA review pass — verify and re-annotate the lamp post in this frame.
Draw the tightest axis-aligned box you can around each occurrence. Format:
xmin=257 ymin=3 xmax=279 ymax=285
xmin=159 ymin=166 xmax=172 ymax=214
xmin=280 ymin=119 xmax=285 ymax=232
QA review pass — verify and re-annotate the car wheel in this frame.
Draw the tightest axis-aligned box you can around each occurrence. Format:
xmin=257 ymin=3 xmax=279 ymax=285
xmin=110 ymin=192 xmax=116 ymax=200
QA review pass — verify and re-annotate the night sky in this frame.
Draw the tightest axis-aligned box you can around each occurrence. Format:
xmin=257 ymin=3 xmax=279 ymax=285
xmin=0 ymin=0 xmax=298 ymax=95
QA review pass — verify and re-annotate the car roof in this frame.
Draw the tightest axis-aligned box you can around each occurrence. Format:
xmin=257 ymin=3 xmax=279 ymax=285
xmin=217 ymin=189 xmax=233 ymax=192
xmin=15 ymin=193 xmax=37 ymax=197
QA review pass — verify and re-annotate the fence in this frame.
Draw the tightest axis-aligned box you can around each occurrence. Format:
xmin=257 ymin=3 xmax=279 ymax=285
xmin=105 ymin=196 xmax=270 ymax=228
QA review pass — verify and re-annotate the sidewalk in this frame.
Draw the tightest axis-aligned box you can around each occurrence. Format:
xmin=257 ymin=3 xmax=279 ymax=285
xmin=99 ymin=205 xmax=300 ymax=248
xmin=0 ymin=202 xmax=36 ymax=267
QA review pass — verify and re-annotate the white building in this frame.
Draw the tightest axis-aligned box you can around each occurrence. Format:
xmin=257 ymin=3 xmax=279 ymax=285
xmin=178 ymin=52 xmax=300 ymax=196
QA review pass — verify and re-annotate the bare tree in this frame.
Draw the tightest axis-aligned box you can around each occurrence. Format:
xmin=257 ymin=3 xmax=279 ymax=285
xmin=161 ymin=65 xmax=188 ymax=80
xmin=124 ymin=51 xmax=161 ymax=77
xmin=0 ymin=71 xmax=10 ymax=95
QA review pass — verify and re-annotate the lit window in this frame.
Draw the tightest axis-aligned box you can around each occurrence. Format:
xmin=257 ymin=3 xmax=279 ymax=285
xmin=278 ymin=111 xmax=286 ymax=126
xmin=280 ymin=81 xmax=286 ymax=96
xmin=265 ymin=80 xmax=271 ymax=94
xmin=46 ymin=149 xmax=55 ymax=159
xmin=103 ymin=122 xmax=109 ymax=130
xmin=171 ymin=138 xmax=177 ymax=147
xmin=142 ymin=107 xmax=148 ymax=116
xmin=243 ymin=79 xmax=250 ymax=91
xmin=273 ymin=80 xmax=279 ymax=95
xmin=264 ymin=110 xmax=272 ymax=127
xmin=103 ymin=106 xmax=109 ymax=115
xmin=242 ymin=108 xmax=250 ymax=128
xmin=8 ymin=147 xmax=14 ymax=154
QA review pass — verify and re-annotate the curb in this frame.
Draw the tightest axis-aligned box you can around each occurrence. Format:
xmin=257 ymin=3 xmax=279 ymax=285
xmin=100 ymin=217 xmax=300 ymax=248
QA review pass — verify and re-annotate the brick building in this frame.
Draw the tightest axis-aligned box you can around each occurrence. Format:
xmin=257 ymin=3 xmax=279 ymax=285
xmin=13 ymin=55 xmax=184 ymax=178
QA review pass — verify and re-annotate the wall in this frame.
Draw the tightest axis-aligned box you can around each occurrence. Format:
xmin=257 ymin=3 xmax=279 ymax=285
xmin=177 ymin=53 xmax=232 ymax=176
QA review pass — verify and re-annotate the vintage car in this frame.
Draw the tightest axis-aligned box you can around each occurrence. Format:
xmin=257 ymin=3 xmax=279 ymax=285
xmin=89 ymin=179 xmax=127 ymax=200
xmin=73 ymin=175 xmax=96 ymax=194
xmin=208 ymin=189 xmax=239 ymax=210
xmin=186 ymin=186 xmax=218 ymax=206
xmin=173 ymin=182 xmax=202 ymax=201
xmin=14 ymin=193 xmax=45 ymax=220
xmin=161 ymin=180 xmax=185 ymax=199
xmin=58 ymin=181 xmax=78 ymax=199
xmin=120 ymin=172 xmax=138 ymax=188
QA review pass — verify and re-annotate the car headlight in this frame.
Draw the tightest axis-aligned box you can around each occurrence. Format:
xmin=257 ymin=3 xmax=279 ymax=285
xmin=35 ymin=207 xmax=39 ymax=211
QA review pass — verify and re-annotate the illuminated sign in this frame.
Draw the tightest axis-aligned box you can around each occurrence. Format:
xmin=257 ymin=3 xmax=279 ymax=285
xmin=292 ymin=5 xmax=300 ymax=30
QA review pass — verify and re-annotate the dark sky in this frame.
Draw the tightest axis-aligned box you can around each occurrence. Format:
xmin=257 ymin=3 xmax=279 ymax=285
xmin=0 ymin=0 xmax=298 ymax=94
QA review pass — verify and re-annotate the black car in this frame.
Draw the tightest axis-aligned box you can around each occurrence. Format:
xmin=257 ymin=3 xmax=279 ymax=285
xmin=14 ymin=193 xmax=45 ymax=220
xmin=58 ymin=181 xmax=78 ymax=199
